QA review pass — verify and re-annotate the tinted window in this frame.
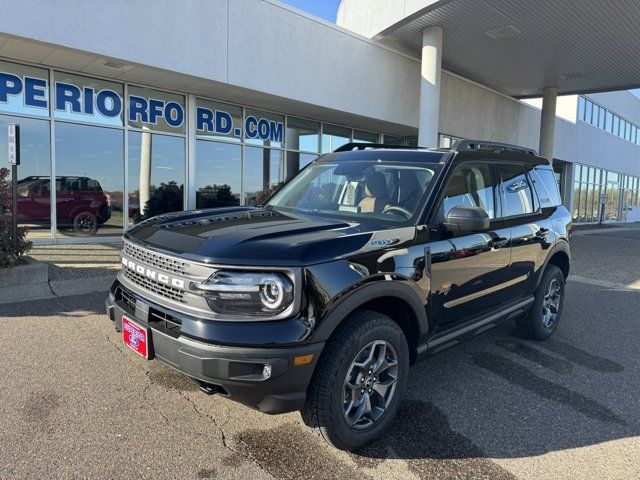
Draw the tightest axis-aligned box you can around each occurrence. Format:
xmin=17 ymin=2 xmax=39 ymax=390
xmin=195 ymin=140 xmax=241 ymax=209
xmin=530 ymin=167 xmax=562 ymax=207
xmin=441 ymin=163 xmax=495 ymax=220
xmin=498 ymin=164 xmax=535 ymax=217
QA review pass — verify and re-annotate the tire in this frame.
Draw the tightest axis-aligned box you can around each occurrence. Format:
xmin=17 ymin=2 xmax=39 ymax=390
xmin=300 ymin=309 xmax=409 ymax=451
xmin=516 ymin=265 xmax=565 ymax=341
xmin=73 ymin=212 xmax=98 ymax=235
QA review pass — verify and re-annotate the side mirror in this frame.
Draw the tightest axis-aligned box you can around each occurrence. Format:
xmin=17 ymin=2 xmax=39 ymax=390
xmin=443 ymin=206 xmax=490 ymax=233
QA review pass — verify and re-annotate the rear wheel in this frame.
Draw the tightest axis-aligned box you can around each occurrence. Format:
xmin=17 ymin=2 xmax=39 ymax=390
xmin=301 ymin=309 xmax=409 ymax=451
xmin=516 ymin=265 xmax=565 ymax=340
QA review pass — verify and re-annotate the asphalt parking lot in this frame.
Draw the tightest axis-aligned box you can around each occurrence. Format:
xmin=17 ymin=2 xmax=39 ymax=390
xmin=1 ymin=227 xmax=639 ymax=479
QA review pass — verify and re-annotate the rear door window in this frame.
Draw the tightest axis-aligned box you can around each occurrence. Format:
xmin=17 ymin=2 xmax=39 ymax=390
xmin=497 ymin=163 xmax=535 ymax=217
xmin=530 ymin=167 xmax=562 ymax=207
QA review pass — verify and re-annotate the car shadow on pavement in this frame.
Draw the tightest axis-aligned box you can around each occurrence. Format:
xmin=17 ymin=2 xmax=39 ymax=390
xmin=234 ymin=316 xmax=636 ymax=479
xmin=235 ymin=325 xmax=640 ymax=479
xmin=353 ymin=322 xmax=635 ymax=464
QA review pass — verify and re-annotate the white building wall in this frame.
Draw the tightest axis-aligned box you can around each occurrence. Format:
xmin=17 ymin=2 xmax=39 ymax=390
xmin=337 ymin=0 xmax=438 ymax=38
xmin=228 ymin=0 xmax=421 ymax=127
xmin=439 ymin=72 xmax=520 ymax=145
xmin=0 ymin=0 xmax=422 ymax=128
xmin=439 ymin=72 xmax=640 ymax=177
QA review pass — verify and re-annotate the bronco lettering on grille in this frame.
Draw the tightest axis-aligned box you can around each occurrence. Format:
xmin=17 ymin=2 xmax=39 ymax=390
xmin=122 ymin=257 xmax=186 ymax=289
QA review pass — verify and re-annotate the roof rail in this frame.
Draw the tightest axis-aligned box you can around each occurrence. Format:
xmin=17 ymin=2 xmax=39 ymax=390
xmin=333 ymin=142 xmax=424 ymax=152
xmin=452 ymin=139 xmax=537 ymax=156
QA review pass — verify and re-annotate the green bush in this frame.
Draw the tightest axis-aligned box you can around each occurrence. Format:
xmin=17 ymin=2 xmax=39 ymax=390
xmin=0 ymin=167 xmax=32 ymax=267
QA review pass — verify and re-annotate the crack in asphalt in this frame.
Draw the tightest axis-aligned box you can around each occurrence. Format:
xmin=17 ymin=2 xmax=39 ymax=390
xmin=105 ymin=331 xmax=275 ymax=478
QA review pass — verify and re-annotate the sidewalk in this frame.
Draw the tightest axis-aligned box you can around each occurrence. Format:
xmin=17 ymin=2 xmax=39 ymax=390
xmin=571 ymin=221 xmax=640 ymax=236
xmin=1 ymin=243 xmax=122 ymax=304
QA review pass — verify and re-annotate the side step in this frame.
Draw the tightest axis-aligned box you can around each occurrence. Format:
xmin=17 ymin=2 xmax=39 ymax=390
xmin=417 ymin=296 xmax=534 ymax=358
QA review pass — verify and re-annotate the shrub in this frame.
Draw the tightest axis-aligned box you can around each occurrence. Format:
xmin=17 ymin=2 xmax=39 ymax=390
xmin=0 ymin=167 xmax=32 ymax=267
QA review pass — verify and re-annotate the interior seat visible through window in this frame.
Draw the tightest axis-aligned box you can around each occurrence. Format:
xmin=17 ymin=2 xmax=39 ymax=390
xmin=440 ymin=163 xmax=495 ymax=221
xmin=358 ymin=172 xmax=391 ymax=213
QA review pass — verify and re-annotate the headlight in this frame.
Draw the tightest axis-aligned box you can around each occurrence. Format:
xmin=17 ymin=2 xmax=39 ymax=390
xmin=195 ymin=271 xmax=294 ymax=316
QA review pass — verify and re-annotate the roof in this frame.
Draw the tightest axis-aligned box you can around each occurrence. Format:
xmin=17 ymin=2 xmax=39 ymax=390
xmin=373 ymin=0 xmax=640 ymax=98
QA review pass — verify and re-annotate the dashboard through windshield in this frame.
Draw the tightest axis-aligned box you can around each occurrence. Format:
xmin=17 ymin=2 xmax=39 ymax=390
xmin=267 ymin=160 xmax=440 ymax=224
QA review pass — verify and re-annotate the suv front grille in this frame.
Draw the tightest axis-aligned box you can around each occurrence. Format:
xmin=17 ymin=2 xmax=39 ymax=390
xmin=123 ymin=241 xmax=190 ymax=274
xmin=123 ymin=268 xmax=186 ymax=303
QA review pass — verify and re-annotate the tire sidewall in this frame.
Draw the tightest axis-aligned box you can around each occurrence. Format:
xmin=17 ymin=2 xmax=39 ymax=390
xmin=325 ymin=318 xmax=409 ymax=449
xmin=530 ymin=266 xmax=565 ymax=339
xmin=73 ymin=212 xmax=98 ymax=235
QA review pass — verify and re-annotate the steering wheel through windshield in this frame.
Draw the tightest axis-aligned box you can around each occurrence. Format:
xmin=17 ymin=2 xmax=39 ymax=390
xmin=382 ymin=205 xmax=412 ymax=219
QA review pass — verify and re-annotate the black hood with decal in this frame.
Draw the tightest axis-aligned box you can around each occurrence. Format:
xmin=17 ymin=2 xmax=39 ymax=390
xmin=125 ymin=207 xmax=415 ymax=267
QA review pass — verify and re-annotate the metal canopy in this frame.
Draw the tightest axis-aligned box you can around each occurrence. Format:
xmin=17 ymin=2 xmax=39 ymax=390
xmin=374 ymin=0 xmax=640 ymax=98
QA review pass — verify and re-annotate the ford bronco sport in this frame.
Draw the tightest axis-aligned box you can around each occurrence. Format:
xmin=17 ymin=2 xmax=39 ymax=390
xmin=106 ymin=140 xmax=571 ymax=451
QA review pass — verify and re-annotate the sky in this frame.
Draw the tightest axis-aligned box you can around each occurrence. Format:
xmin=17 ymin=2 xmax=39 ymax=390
xmin=278 ymin=0 xmax=342 ymax=22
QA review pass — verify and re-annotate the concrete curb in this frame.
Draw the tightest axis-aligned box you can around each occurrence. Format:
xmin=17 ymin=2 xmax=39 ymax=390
xmin=572 ymin=225 xmax=640 ymax=236
xmin=0 ymin=257 xmax=48 ymax=287
xmin=0 ymin=274 xmax=116 ymax=305
xmin=568 ymin=275 xmax=640 ymax=291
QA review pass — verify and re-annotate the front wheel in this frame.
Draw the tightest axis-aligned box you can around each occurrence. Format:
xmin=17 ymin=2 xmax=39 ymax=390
xmin=300 ymin=310 xmax=409 ymax=451
xmin=73 ymin=212 xmax=98 ymax=235
xmin=516 ymin=265 xmax=565 ymax=340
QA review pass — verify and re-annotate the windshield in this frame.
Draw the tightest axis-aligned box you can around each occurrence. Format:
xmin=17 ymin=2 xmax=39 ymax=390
xmin=267 ymin=160 xmax=439 ymax=224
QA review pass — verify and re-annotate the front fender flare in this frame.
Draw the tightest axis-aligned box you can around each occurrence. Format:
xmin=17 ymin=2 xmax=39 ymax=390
xmin=312 ymin=279 xmax=429 ymax=345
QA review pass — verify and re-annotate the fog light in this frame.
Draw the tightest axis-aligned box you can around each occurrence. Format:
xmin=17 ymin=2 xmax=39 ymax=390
xmin=262 ymin=364 xmax=272 ymax=379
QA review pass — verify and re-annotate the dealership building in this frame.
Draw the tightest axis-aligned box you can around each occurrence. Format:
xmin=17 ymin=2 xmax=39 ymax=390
xmin=1 ymin=0 xmax=640 ymax=242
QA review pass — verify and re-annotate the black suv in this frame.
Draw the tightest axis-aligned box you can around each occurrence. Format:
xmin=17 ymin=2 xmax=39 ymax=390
xmin=106 ymin=141 xmax=571 ymax=451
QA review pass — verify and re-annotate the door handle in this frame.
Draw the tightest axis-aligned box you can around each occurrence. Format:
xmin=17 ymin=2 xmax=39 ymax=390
xmin=535 ymin=227 xmax=550 ymax=237
xmin=489 ymin=237 xmax=508 ymax=249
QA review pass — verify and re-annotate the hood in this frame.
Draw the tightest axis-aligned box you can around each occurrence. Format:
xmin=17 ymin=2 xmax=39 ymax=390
xmin=125 ymin=207 xmax=393 ymax=266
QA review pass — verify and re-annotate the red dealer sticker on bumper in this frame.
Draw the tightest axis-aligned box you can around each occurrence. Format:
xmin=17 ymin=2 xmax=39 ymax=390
xmin=122 ymin=316 xmax=149 ymax=359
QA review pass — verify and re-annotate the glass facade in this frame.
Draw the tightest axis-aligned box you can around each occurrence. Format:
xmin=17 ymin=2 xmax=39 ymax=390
xmin=572 ymin=164 xmax=640 ymax=223
xmin=5 ymin=58 xmax=639 ymax=239
xmin=578 ymin=95 xmax=640 ymax=146
xmin=0 ymin=59 xmax=395 ymax=242
xmin=242 ymin=147 xmax=284 ymax=206
xmin=55 ymin=122 xmax=123 ymax=237
xmin=195 ymin=141 xmax=241 ymax=209
xmin=128 ymin=131 xmax=185 ymax=225
xmin=0 ymin=115 xmax=51 ymax=238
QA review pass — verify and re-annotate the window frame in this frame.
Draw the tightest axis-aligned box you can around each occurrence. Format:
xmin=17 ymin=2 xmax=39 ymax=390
xmin=432 ymin=160 xmax=500 ymax=227
xmin=493 ymin=161 xmax=542 ymax=221
xmin=528 ymin=165 xmax=562 ymax=208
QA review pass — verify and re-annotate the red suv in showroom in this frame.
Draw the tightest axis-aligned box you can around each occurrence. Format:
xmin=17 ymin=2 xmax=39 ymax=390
xmin=17 ymin=176 xmax=111 ymax=234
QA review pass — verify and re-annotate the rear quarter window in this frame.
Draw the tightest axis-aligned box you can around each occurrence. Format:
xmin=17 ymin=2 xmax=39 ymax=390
xmin=530 ymin=167 xmax=562 ymax=207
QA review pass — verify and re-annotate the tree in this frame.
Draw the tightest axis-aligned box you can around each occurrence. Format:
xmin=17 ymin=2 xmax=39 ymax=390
xmin=0 ymin=168 xmax=32 ymax=267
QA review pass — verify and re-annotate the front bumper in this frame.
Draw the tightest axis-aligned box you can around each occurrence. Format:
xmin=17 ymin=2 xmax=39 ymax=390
xmin=106 ymin=281 xmax=323 ymax=414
